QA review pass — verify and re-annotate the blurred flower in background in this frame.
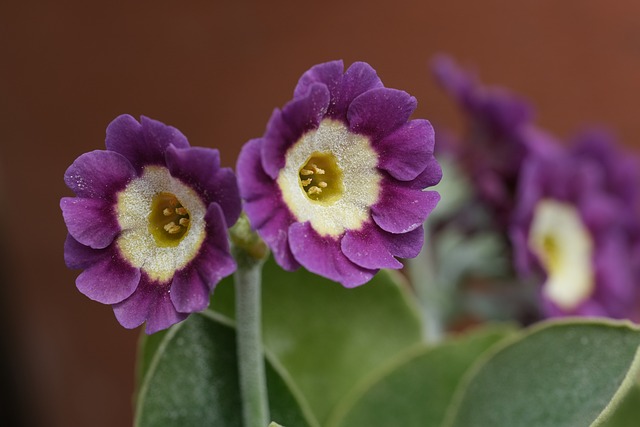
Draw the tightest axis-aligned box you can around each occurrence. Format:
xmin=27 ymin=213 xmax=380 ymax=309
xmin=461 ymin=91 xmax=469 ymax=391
xmin=432 ymin=55 xmax=559 ymax=230
xmin=511 ymin=129 xmax=640 ymax=319
xmin=431 ymin=56 xmax=640 ymax=324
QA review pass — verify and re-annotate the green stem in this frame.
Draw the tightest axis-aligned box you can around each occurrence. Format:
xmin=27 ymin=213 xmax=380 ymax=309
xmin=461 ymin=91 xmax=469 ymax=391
xmin=408 ymin=221 xmax=445 ymax=343
xmin=234 ymin=257 xmax=269 ymax=427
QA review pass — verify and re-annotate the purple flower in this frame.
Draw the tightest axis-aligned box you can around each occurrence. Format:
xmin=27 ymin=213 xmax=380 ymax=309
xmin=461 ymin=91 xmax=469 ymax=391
xmin=432 ymin=55 xmax=559 ymax=227
xmin=61 ymin=115 xmax=241 ymax=333
xmin=237 ymin=60 xmax=441 ymax=287
xmin=511 ymin=129 xmax=640 ymax=319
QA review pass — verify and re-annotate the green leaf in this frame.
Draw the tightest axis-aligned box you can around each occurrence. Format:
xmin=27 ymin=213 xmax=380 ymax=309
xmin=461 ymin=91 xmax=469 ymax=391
xmin=597 ymin=381 xmax=640 ymax=427
xmin=210 ymin=256 xmax=423 ymax=424
xmin=328 ymin=325 xmax=514 ymax=427
xmin=444 ymin=319 xmax=640 ymax=427
xmin=135 ymin=328 xmax=168 ymax=389
xmin=135 ymin=312 xmax=316 ymax=427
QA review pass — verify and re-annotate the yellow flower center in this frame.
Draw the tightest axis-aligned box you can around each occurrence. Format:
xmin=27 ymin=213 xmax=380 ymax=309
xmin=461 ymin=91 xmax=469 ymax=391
xmin=298 ymin=152 xmax=344 ymax=205
xmin=529 ymin=199 xmax=594 ymax=310
xmin=148 ymin=192 xmax=191 ymax=247
xmin=276 ymin=119 xmax=380 ymax=237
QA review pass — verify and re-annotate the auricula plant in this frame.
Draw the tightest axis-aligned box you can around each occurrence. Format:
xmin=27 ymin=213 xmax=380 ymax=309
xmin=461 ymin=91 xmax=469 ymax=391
xmin=60 ymin=58 xmax=640 ymax=427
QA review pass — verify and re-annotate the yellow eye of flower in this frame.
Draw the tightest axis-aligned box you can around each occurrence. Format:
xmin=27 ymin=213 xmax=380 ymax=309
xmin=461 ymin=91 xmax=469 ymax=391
xmin=148 ymin=192 xmax=191 ymax=247
xmin=298 ymin=152 xmax=343 ymax=204
xmin=116 ymin=166 xmax=207 ymax=283
xmin=276 ymin=119 xmax=381 ymax=238
xmin=529 ymin=199 xmax=594 ymax=310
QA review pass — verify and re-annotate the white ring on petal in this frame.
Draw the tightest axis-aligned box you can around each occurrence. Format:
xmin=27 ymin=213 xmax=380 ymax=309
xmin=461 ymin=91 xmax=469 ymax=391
xmin=115 ymin=166 xmax=207 ymax=282
xmin=277 ymin=119 xmax=381 ymax=238
xmin=528 ymin=199 xmax=594 ymax=310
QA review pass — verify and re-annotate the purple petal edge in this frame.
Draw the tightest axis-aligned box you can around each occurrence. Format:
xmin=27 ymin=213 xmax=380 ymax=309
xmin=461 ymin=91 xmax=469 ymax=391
xmin=288 ymin=222 xmax=377 ymax=287
xmin=237 ymin=139 xmax=300 ymax=271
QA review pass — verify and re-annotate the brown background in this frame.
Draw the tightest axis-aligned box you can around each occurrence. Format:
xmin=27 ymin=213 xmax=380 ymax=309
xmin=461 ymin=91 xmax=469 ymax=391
xmin=2 ymin=1 xmax=640 ymax=426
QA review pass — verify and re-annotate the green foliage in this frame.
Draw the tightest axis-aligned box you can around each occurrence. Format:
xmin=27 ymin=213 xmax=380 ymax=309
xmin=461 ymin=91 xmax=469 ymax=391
xmin=328 ymin=325 xmax=514 ymax=427
xmin=210 ymin=257 xmax=423 ymax=424
xmin=135 ymin=257 xmax=640 ymax=427
xmin=135 ymin=312 xmax=315 ymax=427
xmin=597 ymin=382 xmax=640 ymax=427
xmin=445 ymin=320 xmax=640 ymax=427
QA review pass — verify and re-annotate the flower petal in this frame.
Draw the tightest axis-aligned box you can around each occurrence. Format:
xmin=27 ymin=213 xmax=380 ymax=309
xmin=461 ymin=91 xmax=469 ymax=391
xmin=64 ymin=234 xmax=108 ymax=269
xmin=331 ymin=62 xmax=384 ymax=120
xmin=199 ymin=202 xmax=237 ymax=279
xmin=145 ymin=294 xmax=188 ymax=334
xmin=294 ymin=60 xmax=344 ymax=100
xmin=104 ymin=114 xmax=145 ymax=166
xmin=379 ymin=225 xmax=425 ymax=259
xmin=431 ymin=55 xmax=476 ymax=103
xmin=341 ymin=224 xmax=403 ymax=270
xmin=105 ymin=114 xmax=189 ymax=172
xmin=594 ymin=235 xmax=636 ymax=316
xmin=75 ymin=245 xmax=141 ymax=304
xmin=375 ymin=119 xmax=435 ymax=181
xmin=169 ymin=268 xmax=210 ymax=313
xmin=237 ymin=139 xmax=300 ymax=270
xmin=170 ymin=203 xmax=236 ymax=313
xmin=165 ymin=145 xmax=241 ymax=226
xmin=112 ymin=276 xmax=187 ymax=333
xmin=64 ymin=150 xmax=135 ymax=200
xmin=406 ymin=156 xmax=443 ymax=189
xmin=579 ymin=194 xmax=624 ymax=235
xmin=261 ymin=83 xmax=330 ymax=179
xmin=288 ymin=222 xmax=377 ymax=287
xmin=60 ymin=197 xmax=120 ymax=249
xmin=371 ymin=178 xmax=440 ymax=234
xmin=347 ymin=87 xmax=417 ymax=140
xmin=209 ymin=167 xmax=243 ymax=226
xmin=112 ymin=276 xmax=155 ymax=329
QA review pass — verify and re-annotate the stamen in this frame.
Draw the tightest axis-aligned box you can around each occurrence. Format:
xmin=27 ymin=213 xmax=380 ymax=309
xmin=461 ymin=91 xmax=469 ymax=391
xmin=164 ymin=222 xmax=182 ymax=234
xmin=149 ymin=191 xmax=191 ymax=246
xmin=307 ymin=186 xmax=322 ymax=195
xmin=311 ymin=164 xmax=325 ymax=174
xmin=297 ymin=151 xmax=344 ymax=204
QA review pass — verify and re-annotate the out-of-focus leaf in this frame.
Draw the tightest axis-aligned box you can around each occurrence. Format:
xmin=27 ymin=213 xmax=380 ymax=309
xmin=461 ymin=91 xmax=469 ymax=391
xmin=135 ymin=312 xmax=316 ymax=427
xmin=596 ymin=381 xmax=640 ymax=427
xmin=211 ymin=256 xmax=423 ymax=424
xmin=328 ymin=325 xmax=514 ymax=427
xmin=428 ymin=156 xmax=472 ymax=221
xmin=436 ymin=226 xmax=509 ymax=285
xmin=444 ymin=319 xmax=640 ymax=427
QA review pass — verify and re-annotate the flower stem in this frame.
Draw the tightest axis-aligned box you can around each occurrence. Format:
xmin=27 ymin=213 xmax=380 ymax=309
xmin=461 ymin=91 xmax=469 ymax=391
xmin=234 ymin=257 xmax=270 ymax=427
xmin=409 ymin=221 xmax=446 ymax=343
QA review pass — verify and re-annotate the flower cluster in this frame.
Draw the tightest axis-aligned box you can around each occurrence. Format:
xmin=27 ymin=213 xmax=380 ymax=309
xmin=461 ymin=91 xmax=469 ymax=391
xmin=62 ymin=62 xmax=443 ymax=332
xmin=432 ymin=56 xmax=558 ymax=228
xmin=511 ymin=129 xmax=640 ymax=319
xmin=434 ymin=56 xmax=640 ymax=321
xmin=237 ymin=60 xmax=442 ymax=286
xmin=61 ymin=115 xmax=241 ymax=333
